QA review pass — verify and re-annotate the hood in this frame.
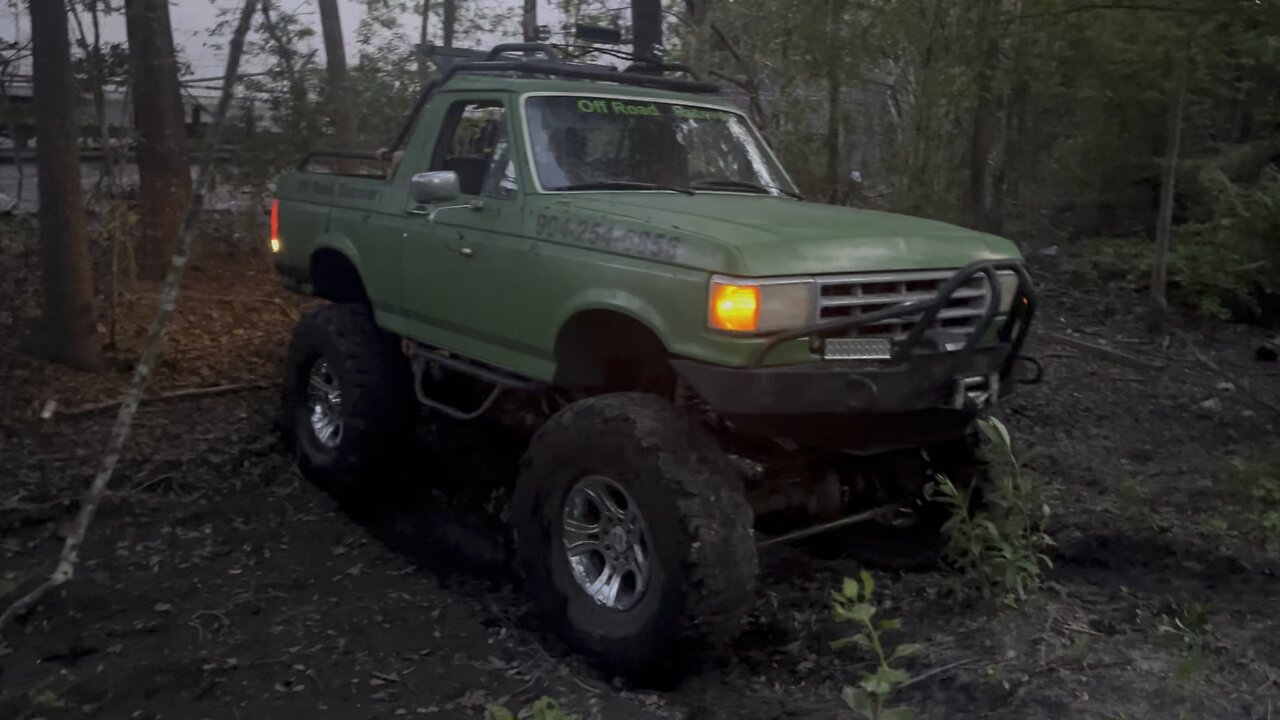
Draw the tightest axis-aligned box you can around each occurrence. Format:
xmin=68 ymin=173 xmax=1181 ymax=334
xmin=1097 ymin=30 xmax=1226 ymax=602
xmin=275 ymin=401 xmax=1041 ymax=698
xmin=550 ymin=193 xmax=1020 ymax=276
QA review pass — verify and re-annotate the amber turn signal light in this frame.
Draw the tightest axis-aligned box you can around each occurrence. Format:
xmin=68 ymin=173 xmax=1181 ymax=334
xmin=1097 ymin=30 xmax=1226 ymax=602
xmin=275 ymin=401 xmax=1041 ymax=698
xmin=709 ymin=282 xmax=760 ymax=332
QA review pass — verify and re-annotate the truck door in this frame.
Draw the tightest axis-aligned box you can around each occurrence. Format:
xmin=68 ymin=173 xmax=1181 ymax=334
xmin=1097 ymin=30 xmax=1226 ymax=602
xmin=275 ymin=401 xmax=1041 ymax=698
xmin=400 ymin=97 xmax=539 ymax=375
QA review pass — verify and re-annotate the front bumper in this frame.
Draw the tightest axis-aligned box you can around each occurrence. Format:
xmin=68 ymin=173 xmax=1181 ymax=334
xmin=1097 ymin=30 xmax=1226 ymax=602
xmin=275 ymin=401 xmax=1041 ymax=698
xmin=671 ymin=259 xmax=1036 ymax=450
xmin=672 ymin=345 xmax=1014 ymax=416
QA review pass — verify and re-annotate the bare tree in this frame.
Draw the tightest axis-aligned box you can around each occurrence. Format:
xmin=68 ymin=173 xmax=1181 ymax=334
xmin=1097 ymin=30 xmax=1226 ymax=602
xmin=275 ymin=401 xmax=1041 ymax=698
xmin=125 ymin=0 xmax=192 ymax=281
xmin=1151 ymin=41 xmax=1191 ymax=332
xmin=316 ymin=0 xmax=357 ymax=148
xmin=824 ymin=0 xmax=846 ymax=204
xmin=1 ymin=0 xmax=260 ymax=632
xmin=69 ymin=0 xmax=119 ymax=194
xmin=29 ymin=0 xmax=102 ymax=369
xmin=258 ymin=0 xmax=310 ymax=138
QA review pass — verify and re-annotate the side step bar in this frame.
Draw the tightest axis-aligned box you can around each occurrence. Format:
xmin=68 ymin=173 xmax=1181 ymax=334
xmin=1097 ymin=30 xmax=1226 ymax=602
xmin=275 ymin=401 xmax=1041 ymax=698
xmin=404 ymin=341 xmax=543 ymax=421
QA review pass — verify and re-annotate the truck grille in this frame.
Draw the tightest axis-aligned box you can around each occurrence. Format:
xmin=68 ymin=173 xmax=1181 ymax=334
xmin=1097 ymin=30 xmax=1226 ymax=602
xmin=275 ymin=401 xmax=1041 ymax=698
xmin=815 ymin=269 xmax=993 ymax=342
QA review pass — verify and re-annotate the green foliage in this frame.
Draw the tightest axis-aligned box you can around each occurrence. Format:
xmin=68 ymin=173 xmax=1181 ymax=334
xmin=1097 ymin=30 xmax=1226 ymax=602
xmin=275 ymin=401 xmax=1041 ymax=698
xmin=485 ymin=696 xmax=579 ymax=720
xmin=680 ymin=0 xmax=1280 ymax=315
xmin=1156 ymin=601 xmax=1212 ymax=683
xmin=929 ymin=418 xmax=1053 ymax=605
xmin=831 ymin=570 xmax=919 ymax=720
xmin=1226 ymin=453 xmax=1280 ymax=547
xmin=351 ymin=0 xmax=428 ymax=149
xmin=1067 ymin=164 xmax=1280 ymax=321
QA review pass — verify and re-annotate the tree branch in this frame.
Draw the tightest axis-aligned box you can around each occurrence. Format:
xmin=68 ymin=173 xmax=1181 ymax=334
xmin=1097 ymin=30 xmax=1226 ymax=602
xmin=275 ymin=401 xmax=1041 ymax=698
xmin=0 ymin=0 xmax=261 ymax=633
xmin=707 ymin=22 xmax=769 ymax=130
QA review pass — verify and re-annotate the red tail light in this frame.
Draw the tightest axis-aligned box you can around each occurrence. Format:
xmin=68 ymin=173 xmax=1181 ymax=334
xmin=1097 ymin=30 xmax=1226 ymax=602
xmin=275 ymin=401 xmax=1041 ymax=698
xmin=269 ymin=199 xmax=281 ymax=253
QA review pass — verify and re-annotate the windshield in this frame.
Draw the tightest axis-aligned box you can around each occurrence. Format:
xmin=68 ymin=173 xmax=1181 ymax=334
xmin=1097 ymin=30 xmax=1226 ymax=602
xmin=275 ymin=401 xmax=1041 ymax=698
xmin=523 ymin=95 xmax=796 ymax=197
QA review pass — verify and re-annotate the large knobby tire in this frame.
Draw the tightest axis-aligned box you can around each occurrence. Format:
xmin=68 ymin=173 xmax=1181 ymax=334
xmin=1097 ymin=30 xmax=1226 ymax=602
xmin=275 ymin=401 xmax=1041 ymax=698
xmin=513 ymin=393 xmax=757 ymax=683
xmin=281 ymin=303 xmax=414 ymax=502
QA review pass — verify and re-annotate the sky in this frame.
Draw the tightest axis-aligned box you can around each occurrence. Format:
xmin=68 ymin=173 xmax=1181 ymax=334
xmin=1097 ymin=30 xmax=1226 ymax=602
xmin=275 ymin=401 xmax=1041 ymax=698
xmin=0 ymin=0 xmax=627 ymax=80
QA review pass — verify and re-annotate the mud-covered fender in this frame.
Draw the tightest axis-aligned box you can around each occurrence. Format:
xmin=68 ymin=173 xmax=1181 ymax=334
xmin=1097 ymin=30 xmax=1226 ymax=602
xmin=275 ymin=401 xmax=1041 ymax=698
xmin=310 ymin=232 xmax=363 ymax=274
xmin=550 ymin=288 xmax=674 ymax=351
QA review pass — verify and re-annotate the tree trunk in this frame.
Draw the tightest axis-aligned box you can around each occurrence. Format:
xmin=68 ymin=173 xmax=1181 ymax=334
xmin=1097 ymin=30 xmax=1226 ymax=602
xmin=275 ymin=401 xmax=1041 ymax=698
xmin=0 ymin=0 xmax=260 ymax=633
xmin=967 ymin=28 xmax=999 ymax=232
xmin=632 ymin=0 xmax=663 ymax=63
xmin=522 ymin=0 xmax=538 ymax=42
xmin=1151 ymin=48 xmax=1189 ymax=331
xmin=684 ymin=0 xmax=711 ymax=75
xmin=825 ymin=0 xmax=845 ymax=204
xmin=0 ymin=63 xmax=24 ymax=212
xmin=421 ymin=0 xmax=432 ymax=45
xmin=442 ymin=0 xmax=458 ymax=48
xmin=90 ymin=0 xmax=117 ymax=194
xmin=317 ymin=0 xmax=357 ymax=149
xmin=30 ymin=0 xmax=102 ymax=369
xmin=417 ymin=0 xmax=432 ymax=80
xmin=989 ymin=85 xmax=1011 ymax=236
xmin=125 ymin=0 xmax=191 ymax=282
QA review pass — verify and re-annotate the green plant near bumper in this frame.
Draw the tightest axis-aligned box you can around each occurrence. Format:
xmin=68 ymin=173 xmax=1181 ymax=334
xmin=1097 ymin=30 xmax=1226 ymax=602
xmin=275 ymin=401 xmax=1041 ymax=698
xmin=832 ymin=570 xmax=921 ymax=720
xmin=929 ymin=417 xmax=1053 ymax=605
xmin=485 ymin=696 xmax=579 ymax=720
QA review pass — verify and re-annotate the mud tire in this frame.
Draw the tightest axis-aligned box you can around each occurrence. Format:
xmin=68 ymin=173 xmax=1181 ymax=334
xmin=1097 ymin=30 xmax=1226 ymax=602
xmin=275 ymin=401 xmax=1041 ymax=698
xmin=513 ymin=393 xmax=757 ymax=683
xmin=281 ymin=303 xmax=413 ymax=502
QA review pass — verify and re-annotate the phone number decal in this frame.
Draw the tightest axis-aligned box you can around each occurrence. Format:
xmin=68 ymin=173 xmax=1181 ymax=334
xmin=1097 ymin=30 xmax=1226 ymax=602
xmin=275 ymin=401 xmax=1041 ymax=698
xmin=533 ymin=214 xmax=680 ymax=262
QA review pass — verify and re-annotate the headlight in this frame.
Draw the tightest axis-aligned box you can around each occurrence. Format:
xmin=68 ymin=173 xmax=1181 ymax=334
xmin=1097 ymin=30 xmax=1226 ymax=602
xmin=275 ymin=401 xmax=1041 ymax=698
xmin=996 ymin=270 xmax=1020 ymax=314
xmin=708 ymin=276 xmax=814 ymax=333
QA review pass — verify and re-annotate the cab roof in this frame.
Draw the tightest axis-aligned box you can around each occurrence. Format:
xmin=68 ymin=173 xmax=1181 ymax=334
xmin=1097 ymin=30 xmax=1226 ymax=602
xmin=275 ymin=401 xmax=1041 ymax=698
xmin=436 ymin=74 xmax=742 ymax=111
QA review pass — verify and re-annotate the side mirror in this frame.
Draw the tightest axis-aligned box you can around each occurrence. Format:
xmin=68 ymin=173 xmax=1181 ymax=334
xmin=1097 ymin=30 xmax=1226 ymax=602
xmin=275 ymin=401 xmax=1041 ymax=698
xmin=410 ymin=171 xmax=461 ymax=204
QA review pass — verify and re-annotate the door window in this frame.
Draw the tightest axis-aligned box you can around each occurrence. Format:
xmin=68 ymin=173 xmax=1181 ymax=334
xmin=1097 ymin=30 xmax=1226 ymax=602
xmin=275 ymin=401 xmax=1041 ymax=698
xmin=433 ymin=101 xmax=518 ymax=199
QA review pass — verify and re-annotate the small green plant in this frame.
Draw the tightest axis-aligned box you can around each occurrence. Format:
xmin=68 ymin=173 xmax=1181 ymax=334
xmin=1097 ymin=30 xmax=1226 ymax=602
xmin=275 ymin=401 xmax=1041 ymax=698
xmin=831 ymin=570 xmax=921 ymax=720
xmin=1065 ymin=632 xmax=1095 ymax=668
xmin=1114 ymin=476 xmax=1166 ymax=532
xmin=1157 ymin=601 xmax=1213 ymax=684
xmin=929 ymin=417 xmax=1053 ymax=605
xmin=1253 ymin=475 xmax=1280 ymax=541
xmin=485 ymin=696 xmax=578 ymax=720
xmin=1225 ymin=455 xmax=1280 ymax=548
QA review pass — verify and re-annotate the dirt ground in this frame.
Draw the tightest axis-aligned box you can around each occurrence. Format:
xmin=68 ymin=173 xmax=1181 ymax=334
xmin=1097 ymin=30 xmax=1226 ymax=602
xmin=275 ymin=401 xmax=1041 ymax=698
xmin=2 ymin=212 xmax=1279 ymax=719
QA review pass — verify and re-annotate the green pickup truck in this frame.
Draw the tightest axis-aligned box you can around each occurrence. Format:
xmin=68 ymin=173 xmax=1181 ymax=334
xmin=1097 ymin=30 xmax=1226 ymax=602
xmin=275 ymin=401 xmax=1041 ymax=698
xmin=271 ymin=44 xmax=1035 ymax=679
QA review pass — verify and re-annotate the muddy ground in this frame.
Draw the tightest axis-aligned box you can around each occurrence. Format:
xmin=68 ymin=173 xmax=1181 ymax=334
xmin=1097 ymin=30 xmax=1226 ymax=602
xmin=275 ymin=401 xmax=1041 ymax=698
xmin=1 ymin=212 xmax=1279 ymax=719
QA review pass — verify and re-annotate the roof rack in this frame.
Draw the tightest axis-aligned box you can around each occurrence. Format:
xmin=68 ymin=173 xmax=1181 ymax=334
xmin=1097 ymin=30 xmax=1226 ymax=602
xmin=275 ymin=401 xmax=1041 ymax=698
xmin=386 ymin=42 xmax=719 ymax=154
xmin=417 ymin=42 xmax=719 ymax=94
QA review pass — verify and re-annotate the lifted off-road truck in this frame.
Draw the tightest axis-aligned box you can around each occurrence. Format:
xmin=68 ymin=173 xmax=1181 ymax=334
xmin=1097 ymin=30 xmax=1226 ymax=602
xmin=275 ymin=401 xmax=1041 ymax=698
xmin=271 ymin=44 xmax=1035 ymax=678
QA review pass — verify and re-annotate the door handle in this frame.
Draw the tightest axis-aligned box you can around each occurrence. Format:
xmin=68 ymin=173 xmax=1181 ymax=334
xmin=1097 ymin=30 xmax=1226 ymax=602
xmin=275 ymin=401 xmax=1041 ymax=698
xmin=444 ymin=242 xmax=474 ymax=258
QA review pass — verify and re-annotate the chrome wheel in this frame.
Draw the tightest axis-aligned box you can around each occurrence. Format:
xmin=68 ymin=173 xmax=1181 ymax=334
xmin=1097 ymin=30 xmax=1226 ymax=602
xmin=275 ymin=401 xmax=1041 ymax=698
xmin=562 ymin=475 xmax=651 ymax=611
xmin=307 ymin=359 xmax=343 ymax=449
